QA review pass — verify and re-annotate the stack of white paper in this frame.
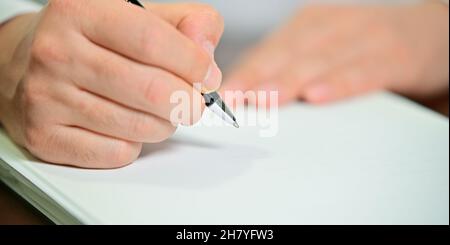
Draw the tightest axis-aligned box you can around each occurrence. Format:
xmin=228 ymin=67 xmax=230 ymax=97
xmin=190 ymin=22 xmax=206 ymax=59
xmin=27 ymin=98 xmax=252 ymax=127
xmin=0 ymin=92 xmax=448 ymax=224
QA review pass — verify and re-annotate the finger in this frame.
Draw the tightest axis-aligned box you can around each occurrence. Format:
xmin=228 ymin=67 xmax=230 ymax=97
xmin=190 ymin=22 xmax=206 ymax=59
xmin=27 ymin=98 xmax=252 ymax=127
xmin=28 ymin=125 xmax=142 ymax=169
xmin=250 ymin=35 xmax=375 ymax=107
xmin=252 ymin=79 xmax=298 ymax=107
xmin=304 ymin=64 xmax=384 ymax=104
xmin=74 ymin=0 xmax=217 ymax=91
xmin=146 ymin=2 xmax=224 ymax=92
xmin=59 ymin=87 xmax=177 ymax=143
xmin=247 ymin=53 xmax=339 ymax=106
xmin=69 ymin=35 xmax=205 ymax=125
xmin=146 ymin=2 xmax=224 ymax=49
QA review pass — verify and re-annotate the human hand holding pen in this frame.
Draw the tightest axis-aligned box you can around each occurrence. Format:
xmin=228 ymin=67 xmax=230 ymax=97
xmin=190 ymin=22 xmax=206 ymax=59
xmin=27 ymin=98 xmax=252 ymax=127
xmin=0 ymin=0 xmax=224 ymax=168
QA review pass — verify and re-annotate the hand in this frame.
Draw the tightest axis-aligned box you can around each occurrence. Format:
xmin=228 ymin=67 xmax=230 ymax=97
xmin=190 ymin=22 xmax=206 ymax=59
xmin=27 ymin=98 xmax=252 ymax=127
xmin=223 ymin=2 xmax=449 ymax=106
xmin=0 ymin=0 xmax=224 ymax=168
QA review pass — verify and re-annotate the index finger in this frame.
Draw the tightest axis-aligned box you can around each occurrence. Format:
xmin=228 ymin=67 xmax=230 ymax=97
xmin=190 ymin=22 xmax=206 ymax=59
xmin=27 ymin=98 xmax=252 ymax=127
xmin=146 ymin=2 xmax=225 ymax=48
xmin=74 ymin=0 xmax=214 ymax=88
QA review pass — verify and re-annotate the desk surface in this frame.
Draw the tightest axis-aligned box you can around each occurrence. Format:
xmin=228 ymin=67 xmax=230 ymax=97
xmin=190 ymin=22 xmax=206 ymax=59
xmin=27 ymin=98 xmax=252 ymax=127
xmin=0 ymin=181 xmax=51 ymax=225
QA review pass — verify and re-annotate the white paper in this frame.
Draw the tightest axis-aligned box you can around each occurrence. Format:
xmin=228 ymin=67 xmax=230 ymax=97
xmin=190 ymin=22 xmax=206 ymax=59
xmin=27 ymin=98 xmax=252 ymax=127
xmin=0 ymin=92 xmax=448 ymax=224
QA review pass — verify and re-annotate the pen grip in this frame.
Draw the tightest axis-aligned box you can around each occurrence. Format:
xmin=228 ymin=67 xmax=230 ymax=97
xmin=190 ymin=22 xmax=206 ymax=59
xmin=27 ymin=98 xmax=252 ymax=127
xmin=203 ymin=92 xmax=221 ymax=107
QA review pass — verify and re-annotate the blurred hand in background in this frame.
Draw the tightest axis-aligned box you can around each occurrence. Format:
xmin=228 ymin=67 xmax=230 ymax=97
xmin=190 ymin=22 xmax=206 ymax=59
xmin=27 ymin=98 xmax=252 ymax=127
xmin=223 ymin=1 xmax=449 ymax=107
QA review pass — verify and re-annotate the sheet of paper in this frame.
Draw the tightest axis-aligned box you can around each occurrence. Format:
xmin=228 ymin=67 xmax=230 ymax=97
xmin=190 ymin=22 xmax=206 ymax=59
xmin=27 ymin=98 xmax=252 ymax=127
xmin=0 ymin=92 xmax=448 ymax=224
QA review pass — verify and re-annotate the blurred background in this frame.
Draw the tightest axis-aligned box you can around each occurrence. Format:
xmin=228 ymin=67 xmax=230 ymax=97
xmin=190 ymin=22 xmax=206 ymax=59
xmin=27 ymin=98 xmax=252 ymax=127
xmin=154 ymin=0 xmax=448 ymax=115
xmin=153 ymin=0 xmax=421 ymax=68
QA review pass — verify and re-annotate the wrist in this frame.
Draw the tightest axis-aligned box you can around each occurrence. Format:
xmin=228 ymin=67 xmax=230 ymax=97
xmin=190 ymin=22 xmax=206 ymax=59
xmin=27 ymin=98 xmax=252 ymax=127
xmin=0 ymin=13 xmax=37 ymax=125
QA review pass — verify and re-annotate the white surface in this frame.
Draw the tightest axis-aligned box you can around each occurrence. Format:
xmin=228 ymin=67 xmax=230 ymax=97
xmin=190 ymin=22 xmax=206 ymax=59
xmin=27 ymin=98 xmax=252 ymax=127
xmin=0 ymin=0 xmax=41 ymax=23
xmin=0 ymin=92 xmax=448 ymax=224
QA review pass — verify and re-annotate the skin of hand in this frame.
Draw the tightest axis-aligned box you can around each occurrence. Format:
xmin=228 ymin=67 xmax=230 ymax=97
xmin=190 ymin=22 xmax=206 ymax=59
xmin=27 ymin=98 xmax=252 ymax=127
xmin=223 ymin=1 xmax=449 ymax=107
xmin=0 ymin=0 xmax=224 ymax=168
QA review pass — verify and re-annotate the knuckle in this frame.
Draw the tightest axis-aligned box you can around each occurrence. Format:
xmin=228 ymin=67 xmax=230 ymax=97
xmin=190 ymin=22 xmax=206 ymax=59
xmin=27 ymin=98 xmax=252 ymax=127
xmin=142 ymin=74 xmax=169 ymax=106
xmin=30 ymin=34 xmax=68 ymax=64
xmin=112 ymin=60 xmax=133 ymax=79
xmin=74 ymin=95 xmax=96 ymax=117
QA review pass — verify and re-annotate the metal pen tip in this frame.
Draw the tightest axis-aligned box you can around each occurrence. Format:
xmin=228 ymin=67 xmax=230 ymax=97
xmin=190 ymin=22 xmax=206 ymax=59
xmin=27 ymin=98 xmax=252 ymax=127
xmin=233 ymin=122 xmax=240 ymax=128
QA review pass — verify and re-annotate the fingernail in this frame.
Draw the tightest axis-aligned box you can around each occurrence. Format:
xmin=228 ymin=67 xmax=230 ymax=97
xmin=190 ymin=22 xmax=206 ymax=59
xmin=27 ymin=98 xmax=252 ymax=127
xmin=202 ymin=62 xmax=223 ymax=93
xmin=202 ymin=41 xmax=216 ymax=58
xmin=306 ymin=84 xmax=332 ymax=102
xmin=200 ymin=41 xmax=221 ymax=93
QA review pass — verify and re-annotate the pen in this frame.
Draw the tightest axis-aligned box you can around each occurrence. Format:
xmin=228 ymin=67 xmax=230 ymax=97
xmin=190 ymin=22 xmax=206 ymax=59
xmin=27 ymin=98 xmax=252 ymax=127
xmin=125 ymin=0 xmax=239 ymax=128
